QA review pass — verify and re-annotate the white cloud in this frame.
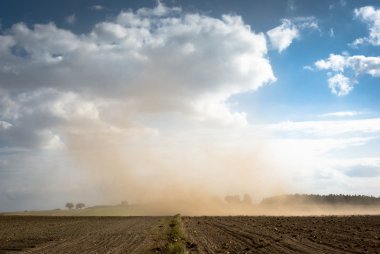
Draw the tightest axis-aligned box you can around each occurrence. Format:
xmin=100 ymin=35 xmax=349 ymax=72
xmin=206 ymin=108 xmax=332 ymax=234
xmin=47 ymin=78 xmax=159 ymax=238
xmin=328 ymin=73 xmax=354 ymax=96
xmin=267 ymin=17 xmax=319 ymax=53
xmin=352 ymin=6 xmax=380 ymax=46
xmin=314 ymin=53 xmax=380 ymax=95
xmin=65 ymin=14 xmax=76 ymax=25
xmin=0 ymin=88 xmax=104 ymax=149
xmin=315 ymin=54 xmax=346 ymax=72
xmin=260 ymin=135 xmax=380 ymax=196
xmin=0 ymin=3 xmax=275 ymax=149
xmin=267 ymin=118 xmax=380 ymax=137
xmin=348 ymin=55 xmax=380 ymax=76
xmin=260 ymin=117 xmax=380 ymax=195
xmin=255 ymin=116 xmax=380 ymax=196
xmin=294 ymin=16 xmax=319 ymax=30
xmin=318 ymin=111 xmax=363 ymax=118
xmin=267 ymin=19 xmax=299 ymax=53
xmin=303 ymin=65 xmax=314 ymax=71
xmin=316 ymin=54 xmax=380 ymax=76
xmin=266 ymin=114 xmax=380 ymax=195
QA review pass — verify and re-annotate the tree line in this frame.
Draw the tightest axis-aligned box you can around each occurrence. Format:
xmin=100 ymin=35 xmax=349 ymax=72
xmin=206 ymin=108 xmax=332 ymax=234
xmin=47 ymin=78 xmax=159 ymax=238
xmin=65 ymin=202 xmax=86 ymax=209
xmin=261 ymin=194 xmax=380 ymax=206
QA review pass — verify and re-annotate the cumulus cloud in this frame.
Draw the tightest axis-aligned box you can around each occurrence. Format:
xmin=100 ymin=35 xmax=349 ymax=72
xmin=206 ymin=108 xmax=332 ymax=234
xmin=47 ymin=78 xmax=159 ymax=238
xmin=352 ymin=6 xmax=380 ymax=46
xmin=315 ymin=54 xmax=346 ymax=72
xmin=0 ymin=3 xmax=278 ymax=209
xmin=316 ymin=54 xmax=380 ymax=76
xmin=0 ymin=3 xmax=276 ymax=150
xmin=0 ymin=2 xmax=277 ymax=191
xmin=0 ymin=88 xmax=103 ymax=149
xmin=327 ymin=73 xmax=354 ymax=96
xmin=267 ymin=17 xmax=318 ymax=53
xmin=314 ymin=53 xmax=380 ymax=95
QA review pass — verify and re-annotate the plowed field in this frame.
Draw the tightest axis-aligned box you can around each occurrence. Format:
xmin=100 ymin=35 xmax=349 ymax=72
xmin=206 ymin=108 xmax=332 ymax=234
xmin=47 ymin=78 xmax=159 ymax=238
xmin=0 ymin=216 xmax=166 ymax=254
xmin=183 ymin=216 xmax=380 ymax=253
xmin=1 ymin=215 xmax=379 ymax=253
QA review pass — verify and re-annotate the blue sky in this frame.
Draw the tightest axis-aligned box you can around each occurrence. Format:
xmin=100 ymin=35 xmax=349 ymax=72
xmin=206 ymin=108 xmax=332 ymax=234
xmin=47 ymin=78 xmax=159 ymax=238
xmin=0 ymin=0 xmax=379 ymax=211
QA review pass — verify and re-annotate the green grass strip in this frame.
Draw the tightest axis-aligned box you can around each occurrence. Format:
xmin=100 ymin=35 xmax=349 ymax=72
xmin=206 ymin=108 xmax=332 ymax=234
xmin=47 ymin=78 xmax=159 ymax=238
xmin=164 ymin=214 xmax=187 ymax=254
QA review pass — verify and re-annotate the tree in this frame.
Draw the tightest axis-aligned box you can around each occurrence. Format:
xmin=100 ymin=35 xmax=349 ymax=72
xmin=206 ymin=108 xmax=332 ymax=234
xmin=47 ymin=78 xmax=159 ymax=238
xmin=76 ymin=203 xmax=85 ymax=209
xmin=65 ymin=202 xmax=74 ymax=210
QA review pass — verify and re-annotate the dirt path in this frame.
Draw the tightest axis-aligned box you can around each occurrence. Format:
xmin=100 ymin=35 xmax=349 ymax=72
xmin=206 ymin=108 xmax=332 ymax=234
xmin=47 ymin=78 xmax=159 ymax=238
xmin=0 ymin=216 xmax=166 ymax=254
xmin=183 ymin=216 xmax=380 ymax=254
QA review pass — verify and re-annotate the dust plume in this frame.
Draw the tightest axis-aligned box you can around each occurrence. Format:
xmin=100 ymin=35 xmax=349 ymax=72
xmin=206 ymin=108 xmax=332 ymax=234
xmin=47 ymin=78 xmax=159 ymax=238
xmin=62 ymin=120 xmax=380 ymax=216
xmin=63 ymin=120 xmax=290 ymax=216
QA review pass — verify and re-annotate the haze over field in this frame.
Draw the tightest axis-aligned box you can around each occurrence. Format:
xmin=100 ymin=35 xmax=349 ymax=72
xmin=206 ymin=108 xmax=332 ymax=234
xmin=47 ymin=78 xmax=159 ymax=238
xmin=0 ymin=0 xmax=379 ymax=213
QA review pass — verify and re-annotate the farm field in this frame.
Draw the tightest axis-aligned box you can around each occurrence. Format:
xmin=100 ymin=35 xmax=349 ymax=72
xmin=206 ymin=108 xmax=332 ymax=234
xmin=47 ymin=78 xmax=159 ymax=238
xmin=0 ymin=215 xmax=379 ymax=253
xmin=183 ymin=216 xmax=380 ymax=254
xmin=0 ymin=216 xmax=166 ymax=254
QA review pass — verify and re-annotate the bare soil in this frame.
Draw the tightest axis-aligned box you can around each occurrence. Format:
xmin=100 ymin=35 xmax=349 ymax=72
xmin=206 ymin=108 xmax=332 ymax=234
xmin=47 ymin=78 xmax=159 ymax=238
xmin=183 ymin=216 xmax=380 ymax=254
xmin=1 ymin=215 xmax=379 ymax=253
xmin=0 ymin=216 xmax=166 ymax=254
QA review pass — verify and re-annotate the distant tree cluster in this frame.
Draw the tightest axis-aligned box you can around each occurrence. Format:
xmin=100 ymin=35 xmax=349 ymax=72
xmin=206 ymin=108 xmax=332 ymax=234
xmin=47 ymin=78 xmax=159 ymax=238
xmin=76 ymin=203 xmax=85 ymax=209
xmin=65 ymin=202 xmax=86 ymax=210
xmin=261 ymin=194 xmax=380 ymax=206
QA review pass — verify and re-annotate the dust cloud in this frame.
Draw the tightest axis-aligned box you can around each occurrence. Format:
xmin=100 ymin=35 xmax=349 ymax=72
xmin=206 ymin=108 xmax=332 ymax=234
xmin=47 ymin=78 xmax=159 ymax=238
xmin=63 ymin=120 xmax=295 ymax=216
xmin=63 ymin=120 xmax=380 ymax=216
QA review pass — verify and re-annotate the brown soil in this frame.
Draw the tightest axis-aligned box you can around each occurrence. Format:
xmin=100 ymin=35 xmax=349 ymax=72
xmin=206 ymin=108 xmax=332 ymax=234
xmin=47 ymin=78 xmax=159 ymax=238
xmin=1 ymin=215 xmax=379 ymax=253
xmin=183 ymin=216 xmax=380 ymax=254
xmin=0 ymin=216 xmax=167 ymax=254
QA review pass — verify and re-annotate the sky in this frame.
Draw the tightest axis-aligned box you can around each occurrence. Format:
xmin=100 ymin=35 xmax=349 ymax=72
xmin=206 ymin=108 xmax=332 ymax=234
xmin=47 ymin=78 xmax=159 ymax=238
xmin=0 ymin=0 xmax=380 ymax=212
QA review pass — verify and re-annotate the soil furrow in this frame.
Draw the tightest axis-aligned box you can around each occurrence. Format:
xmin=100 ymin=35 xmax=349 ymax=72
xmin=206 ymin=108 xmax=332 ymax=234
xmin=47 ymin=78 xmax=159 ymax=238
xmin=0 ymin=216 xmax=165 ymax=254
xmin=184 ymin=216 xmax=380 ymax=254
